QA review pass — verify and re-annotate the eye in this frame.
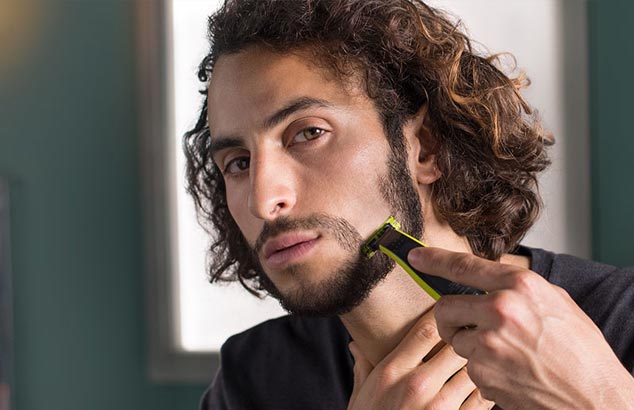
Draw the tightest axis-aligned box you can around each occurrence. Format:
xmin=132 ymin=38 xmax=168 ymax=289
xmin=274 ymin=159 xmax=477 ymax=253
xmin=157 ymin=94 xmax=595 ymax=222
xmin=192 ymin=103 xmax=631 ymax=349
xmin=223 ymin=156 xmax=250 ymax=175
xmin=292 ymin=127 xmax=328 ymax=143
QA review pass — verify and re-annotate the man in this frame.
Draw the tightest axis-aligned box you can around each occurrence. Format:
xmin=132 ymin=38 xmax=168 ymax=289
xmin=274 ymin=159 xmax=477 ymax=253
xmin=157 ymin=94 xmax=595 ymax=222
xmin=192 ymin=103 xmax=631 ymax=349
xmin=184 ymin=0 xmax=634 ymax=408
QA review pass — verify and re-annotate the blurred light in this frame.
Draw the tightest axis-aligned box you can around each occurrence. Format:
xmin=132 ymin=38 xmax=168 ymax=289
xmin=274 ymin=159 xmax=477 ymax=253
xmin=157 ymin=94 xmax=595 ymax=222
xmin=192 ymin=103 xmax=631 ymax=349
xmin=0 ymin=0 xmax=42 ymax=80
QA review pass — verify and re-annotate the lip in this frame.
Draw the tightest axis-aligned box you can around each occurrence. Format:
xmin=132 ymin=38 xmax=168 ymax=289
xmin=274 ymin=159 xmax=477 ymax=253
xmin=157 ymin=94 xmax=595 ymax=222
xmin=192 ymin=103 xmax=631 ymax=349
xmin=262 ymin=232 xmax=320 ymax=269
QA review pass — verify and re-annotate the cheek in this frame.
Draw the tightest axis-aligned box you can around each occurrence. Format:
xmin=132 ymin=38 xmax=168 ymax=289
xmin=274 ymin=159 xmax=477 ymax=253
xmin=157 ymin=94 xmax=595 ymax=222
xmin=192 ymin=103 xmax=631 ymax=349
xmin=341 ymin=140 xmax=388 ymax=197
xmin=225 ymin=186 xmax=261 ymax=246
xmin=309 ymin=140 xmax=392 ymax=230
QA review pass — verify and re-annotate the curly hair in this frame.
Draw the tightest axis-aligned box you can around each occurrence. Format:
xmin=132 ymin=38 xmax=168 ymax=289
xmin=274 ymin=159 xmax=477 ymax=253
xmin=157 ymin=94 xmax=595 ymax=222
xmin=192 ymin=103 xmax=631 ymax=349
xmin=184 ymin=0 xmax=552 ymax=295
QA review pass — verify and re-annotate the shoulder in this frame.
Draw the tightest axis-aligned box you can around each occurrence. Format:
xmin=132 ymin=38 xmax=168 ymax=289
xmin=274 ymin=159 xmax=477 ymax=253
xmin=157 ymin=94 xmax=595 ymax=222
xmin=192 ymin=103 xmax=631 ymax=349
xmin=221 ymin=314 xmax=350 ymax=358
xmin=220 ymin=314 xmax=353 ymax=381
xmin=227 ymin=313 xmax=347 ymax=341
xmin=523 ymin=246 xmax=633 ymax=295
xmin=207 ymin=315 xmax=353 ymax=410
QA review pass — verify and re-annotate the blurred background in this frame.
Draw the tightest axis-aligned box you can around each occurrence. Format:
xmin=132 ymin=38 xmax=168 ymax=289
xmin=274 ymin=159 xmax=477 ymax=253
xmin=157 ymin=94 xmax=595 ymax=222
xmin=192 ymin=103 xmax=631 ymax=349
xmin=0 ymin=0 xmax=632 ymax=409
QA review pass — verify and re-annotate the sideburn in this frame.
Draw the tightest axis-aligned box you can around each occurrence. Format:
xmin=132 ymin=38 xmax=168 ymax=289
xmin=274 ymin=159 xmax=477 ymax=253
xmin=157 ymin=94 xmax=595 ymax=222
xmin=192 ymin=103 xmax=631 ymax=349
xmin=379 ymin=116 xmax=424 ymax=240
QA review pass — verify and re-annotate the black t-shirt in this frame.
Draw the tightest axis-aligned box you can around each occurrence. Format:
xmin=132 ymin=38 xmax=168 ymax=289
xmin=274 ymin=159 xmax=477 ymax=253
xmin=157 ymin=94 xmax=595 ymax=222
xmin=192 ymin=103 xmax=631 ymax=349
xmin=201 ymin=247 xmax=634 ymax=409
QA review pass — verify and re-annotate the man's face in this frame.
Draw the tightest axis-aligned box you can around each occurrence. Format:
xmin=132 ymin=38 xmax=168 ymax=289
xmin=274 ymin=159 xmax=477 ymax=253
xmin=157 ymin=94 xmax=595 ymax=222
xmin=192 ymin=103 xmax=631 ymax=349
xmin=208 ymin=47 xmax=422 ymax=315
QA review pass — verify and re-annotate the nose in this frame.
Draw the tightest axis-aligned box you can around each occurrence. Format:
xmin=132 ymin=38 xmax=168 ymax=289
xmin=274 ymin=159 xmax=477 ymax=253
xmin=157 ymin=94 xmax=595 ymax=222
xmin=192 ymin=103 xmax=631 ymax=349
xmin=247 ymin=152 xmax=297 ymax=221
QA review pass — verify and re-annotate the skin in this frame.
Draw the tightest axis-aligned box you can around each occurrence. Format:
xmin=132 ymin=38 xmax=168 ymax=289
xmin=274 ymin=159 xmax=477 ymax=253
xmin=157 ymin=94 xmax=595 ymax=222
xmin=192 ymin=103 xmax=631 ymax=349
xmin=407 ymin=248 xmax=634 ymax=410
xmin=207 ymin=46 xmax=633 ymax=409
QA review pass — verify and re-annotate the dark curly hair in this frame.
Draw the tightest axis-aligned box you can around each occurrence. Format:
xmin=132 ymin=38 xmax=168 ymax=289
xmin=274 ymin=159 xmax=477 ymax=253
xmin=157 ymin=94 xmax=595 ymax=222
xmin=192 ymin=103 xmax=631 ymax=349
xmin=184 ymin=0 xmax=552 ymax=295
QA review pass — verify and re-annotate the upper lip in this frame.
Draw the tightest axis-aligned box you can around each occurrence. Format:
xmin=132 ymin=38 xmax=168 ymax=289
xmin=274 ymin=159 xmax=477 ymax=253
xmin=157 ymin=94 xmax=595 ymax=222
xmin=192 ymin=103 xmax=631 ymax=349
xmin=262 ymin=232 xmax=320 ymax=260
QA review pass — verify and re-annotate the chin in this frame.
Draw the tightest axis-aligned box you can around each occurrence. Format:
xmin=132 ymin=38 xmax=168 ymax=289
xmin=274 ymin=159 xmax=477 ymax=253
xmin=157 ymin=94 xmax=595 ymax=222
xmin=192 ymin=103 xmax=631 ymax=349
xmin=265 ymin=253 xmax=394 ymax=317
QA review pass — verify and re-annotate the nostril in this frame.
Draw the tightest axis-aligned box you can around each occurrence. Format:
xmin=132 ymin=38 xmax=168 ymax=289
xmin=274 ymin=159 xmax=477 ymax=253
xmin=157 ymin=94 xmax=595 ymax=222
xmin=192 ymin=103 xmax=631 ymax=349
xmin=269 ymin=200 xmax=287 ymax=216
xmin=247 ymin=165 xmax=297 ymax=219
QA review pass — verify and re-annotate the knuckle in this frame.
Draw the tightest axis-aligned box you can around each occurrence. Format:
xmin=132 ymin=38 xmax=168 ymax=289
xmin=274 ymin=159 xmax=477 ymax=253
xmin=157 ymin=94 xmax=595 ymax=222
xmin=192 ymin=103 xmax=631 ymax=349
xmin=479 ymin=386 xmax=497 ymax=402
xmin=413 ymin=321 xmax=439 ymax=342
xmin=449 ymin=253 xmax=477 ymax=282
xmin=476 ymin=330 xmax=499 ymax=352
xmin=553 ymin=284 xmax=571 ymax=299
xmin=433 ymin=296 xmax=453 ymax=320
xmin=478 ymin=394 xmax=496 ymax=409
xmin=352 ymin=361 xmax=367 ymax=381
xmin=424 ymin=398 xmax=447 ymax=410
xmin=488 ymin=291 xmax=516 ymax=322
xmin=376 ymin=363 xmax=400 ymax=387
xmin=403 ymin=373 xmax=430 ymax=400
xmin=508 ymin=270 xmax=538 ymax=296
xmin=466 ymin=361 xmax=485 ymax=387
xmin=466 ymin=364 xmax=498 ymax=403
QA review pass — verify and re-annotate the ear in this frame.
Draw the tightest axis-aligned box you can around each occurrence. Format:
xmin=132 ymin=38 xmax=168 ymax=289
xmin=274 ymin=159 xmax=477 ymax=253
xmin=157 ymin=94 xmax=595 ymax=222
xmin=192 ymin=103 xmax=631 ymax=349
xmin=405 ymin=104 xmax=441 ymax=185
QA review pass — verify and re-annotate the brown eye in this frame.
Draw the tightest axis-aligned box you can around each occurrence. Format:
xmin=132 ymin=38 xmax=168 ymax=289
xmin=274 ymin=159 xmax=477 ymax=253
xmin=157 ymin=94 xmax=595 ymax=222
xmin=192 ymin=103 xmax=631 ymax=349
xmin=294 ymin=127 xmax=326 ymax=142
xmin=224 ymin=156 xmax=250 ymax=175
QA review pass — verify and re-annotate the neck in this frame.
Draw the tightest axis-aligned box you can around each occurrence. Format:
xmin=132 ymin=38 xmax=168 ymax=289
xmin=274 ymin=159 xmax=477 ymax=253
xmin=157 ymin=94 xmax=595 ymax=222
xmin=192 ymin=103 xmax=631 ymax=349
xmin=338 ymin=216 xmax=475 ymax=366
xmin=340 ymin=266 xmax=435 ymax=366
xmin=339 ymin=250 xmax=531 ymax=367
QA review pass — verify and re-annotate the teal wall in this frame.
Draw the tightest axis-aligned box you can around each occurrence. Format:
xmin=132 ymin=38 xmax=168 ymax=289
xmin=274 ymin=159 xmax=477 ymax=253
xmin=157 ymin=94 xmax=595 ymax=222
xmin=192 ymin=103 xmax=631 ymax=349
xmin=0 ymin=1 xmax=205 ymax=409
xmin=589 ymin=0 xmax=634 ymax=266
xmin=0 ymin=1 xmax=633 ymax=409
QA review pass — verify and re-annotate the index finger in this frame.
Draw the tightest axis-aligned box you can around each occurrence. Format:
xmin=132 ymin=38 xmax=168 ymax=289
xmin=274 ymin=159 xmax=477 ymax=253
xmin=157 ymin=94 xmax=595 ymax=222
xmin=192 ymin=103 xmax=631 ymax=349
xmin=407 ymin=247 xmax=519 ymax=292
xmin=384 ymin=307 xmax=441 ymax=369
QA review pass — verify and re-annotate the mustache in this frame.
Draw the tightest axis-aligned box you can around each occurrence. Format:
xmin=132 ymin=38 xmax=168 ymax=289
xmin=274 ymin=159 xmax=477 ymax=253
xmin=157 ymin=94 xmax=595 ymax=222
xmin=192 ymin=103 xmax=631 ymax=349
xmin=254 ymin=214 xmax=364 ymax=254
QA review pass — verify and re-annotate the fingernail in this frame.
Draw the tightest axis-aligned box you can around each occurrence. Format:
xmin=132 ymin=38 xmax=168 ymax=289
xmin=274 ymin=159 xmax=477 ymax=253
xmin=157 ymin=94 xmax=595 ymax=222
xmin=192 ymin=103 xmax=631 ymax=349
xmin=348 ymin=341 xmax=357 ymax=355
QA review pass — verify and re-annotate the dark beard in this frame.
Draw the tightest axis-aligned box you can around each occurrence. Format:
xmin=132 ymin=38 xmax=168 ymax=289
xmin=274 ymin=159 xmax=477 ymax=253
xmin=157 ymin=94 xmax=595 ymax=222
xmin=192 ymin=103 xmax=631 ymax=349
xmin=252 ymin=138 xmax=423 ymax=316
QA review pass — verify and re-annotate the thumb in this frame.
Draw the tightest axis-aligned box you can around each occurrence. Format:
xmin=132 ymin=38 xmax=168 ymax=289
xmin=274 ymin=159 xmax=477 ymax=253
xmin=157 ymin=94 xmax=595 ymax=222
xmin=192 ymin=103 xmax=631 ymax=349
xmin=348 ymin=341 xmax=372 ymax=408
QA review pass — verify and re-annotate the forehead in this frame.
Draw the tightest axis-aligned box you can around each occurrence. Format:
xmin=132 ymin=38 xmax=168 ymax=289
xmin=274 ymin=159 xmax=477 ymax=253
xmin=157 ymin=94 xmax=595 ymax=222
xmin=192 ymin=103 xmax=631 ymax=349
xmin=207 ymin=47 xmax=370 ymax=136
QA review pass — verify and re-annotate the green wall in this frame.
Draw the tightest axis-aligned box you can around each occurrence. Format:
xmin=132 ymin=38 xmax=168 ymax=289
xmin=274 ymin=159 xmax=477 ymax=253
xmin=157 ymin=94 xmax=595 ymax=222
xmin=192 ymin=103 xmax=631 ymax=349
xmin=0 ymin=1 xmax=205 ymax=409
xmin=0 ymin=1 xmax=632 ymax=409
xmin=589 ymin=0 xmax=634 ymax=266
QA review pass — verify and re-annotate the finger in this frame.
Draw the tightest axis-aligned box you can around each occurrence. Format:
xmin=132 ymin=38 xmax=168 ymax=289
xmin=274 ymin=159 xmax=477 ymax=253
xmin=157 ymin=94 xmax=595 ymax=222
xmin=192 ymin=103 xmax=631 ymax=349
xmin=433 ymin=367 xmax=477 ymax=409
xmin=385 ymin=307 xmax=442 ymax=369
xmin=460 ymin=388 xmax=496 ymax=410
xmin=411 ymin=344 xmax=468 ymax=396
xmin=408 ymin=247 xmax=519 ymax=292
xmin=434 ymin=294 xmax=498 ymax=344
xmin=447 ymin=327 xmax=481 ymax=359
xmin=348 ymin=342 xmax=373 ymax=405
xmin=420 ymin=343 xmax=467 ymax=382
xmin=349 ymin=342 xmax=372 ymax=385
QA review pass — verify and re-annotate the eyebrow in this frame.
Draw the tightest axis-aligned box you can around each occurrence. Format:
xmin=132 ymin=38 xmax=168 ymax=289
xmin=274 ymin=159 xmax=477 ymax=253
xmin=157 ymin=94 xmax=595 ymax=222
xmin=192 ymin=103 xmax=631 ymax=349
xmin=262 ymin=96 xmax=333 ymax=130
xmin=209 ymin=96 xmax=333 ymax=158
xmin=209 ymin=136 xmax=244 ymax=159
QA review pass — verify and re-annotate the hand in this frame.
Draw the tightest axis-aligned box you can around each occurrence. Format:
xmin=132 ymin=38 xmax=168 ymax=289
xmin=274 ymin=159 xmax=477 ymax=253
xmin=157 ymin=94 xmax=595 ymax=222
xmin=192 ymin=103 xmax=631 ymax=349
xmin=408 ymin=247 xmax=634 ymax=410
xmin=347 ymin=308 xmax=494 ymax=410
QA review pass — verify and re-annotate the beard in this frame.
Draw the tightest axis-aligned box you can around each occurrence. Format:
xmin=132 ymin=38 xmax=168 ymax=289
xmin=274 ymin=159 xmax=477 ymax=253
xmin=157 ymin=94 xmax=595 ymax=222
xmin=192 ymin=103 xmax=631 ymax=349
xmin=252 ymin=137 xmax=423 ymax=316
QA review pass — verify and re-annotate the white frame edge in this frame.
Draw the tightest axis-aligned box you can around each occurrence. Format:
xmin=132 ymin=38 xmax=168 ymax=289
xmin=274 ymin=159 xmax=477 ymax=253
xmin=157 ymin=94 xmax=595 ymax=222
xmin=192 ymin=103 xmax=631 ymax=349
xmin=136 ymin=0 xmax=217 ymax=384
